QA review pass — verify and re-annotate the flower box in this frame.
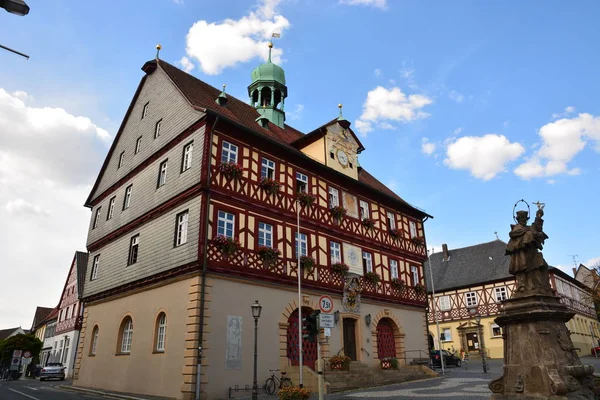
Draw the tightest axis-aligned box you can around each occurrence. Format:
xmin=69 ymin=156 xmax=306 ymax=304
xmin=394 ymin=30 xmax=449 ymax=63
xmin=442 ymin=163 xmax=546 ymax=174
xmin=278 ymin=386 xmax=311 ymax=400
xmin=330 ymin=206 xmax=347 ymax=222
xmin=414 ymin=284 xmax=426 ymax=295
xmin=300 ymin=256 xmax=316 ymax=274
xmin=218 ymin=162 xmax=243 ymax=181
xmin=389 ymin=228 xmax=401 ymax=240
xmin=296 ymin=192 xmax=316 ymax=207
xmin=257 ymin=246 xmax=281 ymax=268
xmin=213 ymin=235 xmax=240 ymax=257
xmin=364 ymin=271 xmax=380 ymax=284
xmin=329 ymin=355 xmax=351 ymax=371
xmin=331 ymin=262 xmax=349 ymax=276
xmin=361 ymin=218 xmax=375 ymax=230
xmin=391 ymin=278 xmax=405 ymax=291
xmin=411 ymin=236 xmax=424 ymax=246
xmin=259 ymin=177 xmax=281 ymax=196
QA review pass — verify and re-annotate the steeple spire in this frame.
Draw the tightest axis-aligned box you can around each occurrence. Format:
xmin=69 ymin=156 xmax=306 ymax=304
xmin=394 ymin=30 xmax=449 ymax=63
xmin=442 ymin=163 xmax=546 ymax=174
xmin=156 ymin=44 xmax=162 ymax=60
xmin=337 ymin=103 xmax=348 ymax=122
xmin=268 ymin=42 xmax=273 ymax=63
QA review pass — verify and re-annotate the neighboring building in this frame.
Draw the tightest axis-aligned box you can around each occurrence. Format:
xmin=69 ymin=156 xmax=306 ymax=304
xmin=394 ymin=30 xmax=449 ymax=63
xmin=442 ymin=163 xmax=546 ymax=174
xmin=40 ymin=308 xmax=58 ymax=366
xmin=0 ymin=327 xmax=26 ymax=341
xmin=73 ymin=44 xmax=431 ymax=400
xmin=426 ymin=241 xmax=600 ymax=359
xmin=30 ymin=306 xmax=54 ymax=343
xmin=574 ymin=264 xmax=599 ymax=291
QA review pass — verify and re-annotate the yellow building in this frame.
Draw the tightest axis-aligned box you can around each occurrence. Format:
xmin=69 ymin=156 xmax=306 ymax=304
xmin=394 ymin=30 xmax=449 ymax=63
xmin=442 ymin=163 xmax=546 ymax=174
xmin=426 ymin=241 xmax=600 ymax=360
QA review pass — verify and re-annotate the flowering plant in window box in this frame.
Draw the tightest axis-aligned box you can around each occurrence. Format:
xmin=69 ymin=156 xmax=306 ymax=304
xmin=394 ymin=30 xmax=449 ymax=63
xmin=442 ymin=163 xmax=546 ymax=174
xmin=331 ymin=262 xmax=349 ymax=276
xmin=413 ymin=283 xmax=426 ymax=294
xmin=296 ymin=191 xmax=316 ymax=207
xmin=380 ymin=357 xmax=399 ymax=370
xmin=328 ymin=355 xmax=351 ymax=371
xmin=411 ymin=236 xmax=424 ymax=246
xmin=330 ymin=205 xmax=347 ymax=222
xmin=277 ymin=386 xmax=311 ymax=400
xmin=363 ymin=271 xmax=380 ymax=284
xmin=218 ymin=161 xmax=243 ymax=181
xmin=391 ymin=278 xmax=406 ymax=291
xmin=259 ymin=177 xmax=281 ymax=196
xmin=213 ymin=235 xmax=240 ymax=257
xmin=361 ymin=218 xmax=375 ymax=230
xmin=389 ymin=228 xmax=402 ymax=240
xmin=300 ymin=256 xmax=316 ymax=274
xmin=257 ymin=246 xmax=281 ymax=268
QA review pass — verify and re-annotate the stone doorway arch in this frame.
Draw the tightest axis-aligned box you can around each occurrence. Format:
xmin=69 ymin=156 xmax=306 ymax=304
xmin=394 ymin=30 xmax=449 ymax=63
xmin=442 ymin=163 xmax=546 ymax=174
xmin=371 ymin=309 xmax=405 ymax=364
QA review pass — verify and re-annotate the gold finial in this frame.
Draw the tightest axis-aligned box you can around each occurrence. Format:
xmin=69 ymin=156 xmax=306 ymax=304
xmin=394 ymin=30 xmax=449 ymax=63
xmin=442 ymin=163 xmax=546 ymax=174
xmin=268 ymin=42 xmax=273 ymax=48
xmin=222 ymin=84 xmax=226 ymax=91
xmin=156 ymin=44 xmax=162 ymax=59
xmin=338 ymin=104 xmax=344 ymax=120
xmin=338 ymin=103 xmax=343 ymax=109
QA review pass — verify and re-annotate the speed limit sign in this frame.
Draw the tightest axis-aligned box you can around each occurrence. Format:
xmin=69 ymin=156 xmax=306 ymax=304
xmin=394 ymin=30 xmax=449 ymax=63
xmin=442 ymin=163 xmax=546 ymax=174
xmin=318 ymin=295 xmax=334 ymax=313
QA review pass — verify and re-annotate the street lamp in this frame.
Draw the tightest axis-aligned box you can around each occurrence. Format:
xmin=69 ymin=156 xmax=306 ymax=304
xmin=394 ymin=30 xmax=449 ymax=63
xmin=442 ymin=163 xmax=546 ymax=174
xmin=469 ymin=309 xmax=488 ymax=374
xmin=0 ymin=0 xmax=30 ymax=16
xmin=251 ymin=300 xmax=263 ymax=400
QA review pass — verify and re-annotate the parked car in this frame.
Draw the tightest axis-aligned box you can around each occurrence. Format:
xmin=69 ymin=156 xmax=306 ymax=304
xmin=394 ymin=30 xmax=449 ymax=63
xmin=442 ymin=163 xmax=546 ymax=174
xmin=591 ymin=346 xmax=600 ymax=356
xmin=40 ymin=363 xmax=65 ymax=381
xmin=430 ymin=350 xmax=462 ymax=368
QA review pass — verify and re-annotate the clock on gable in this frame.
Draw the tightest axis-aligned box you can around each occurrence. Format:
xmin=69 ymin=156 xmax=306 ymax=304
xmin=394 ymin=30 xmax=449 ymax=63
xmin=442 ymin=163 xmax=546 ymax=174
xmin=337 ymin=150 xmax=349 ymax=167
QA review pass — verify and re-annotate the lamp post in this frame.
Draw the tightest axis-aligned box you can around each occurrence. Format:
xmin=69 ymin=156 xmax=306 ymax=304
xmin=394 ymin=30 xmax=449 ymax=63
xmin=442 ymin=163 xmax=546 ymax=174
xmin=469 ymin=309 xmax=488 ymax=373
xmin=251 ymin=300 xmax=263 ymax=400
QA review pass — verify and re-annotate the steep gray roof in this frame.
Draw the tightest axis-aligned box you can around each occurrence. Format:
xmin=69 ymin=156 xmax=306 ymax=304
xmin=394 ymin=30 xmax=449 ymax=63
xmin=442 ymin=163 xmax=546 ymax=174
xmin=75 ymin=251 xmax=89 ymax=299
xmin=426 ymin=240 xmax=511 ymax=293
xmin=0 ymin=327 xmax=23 ymax=340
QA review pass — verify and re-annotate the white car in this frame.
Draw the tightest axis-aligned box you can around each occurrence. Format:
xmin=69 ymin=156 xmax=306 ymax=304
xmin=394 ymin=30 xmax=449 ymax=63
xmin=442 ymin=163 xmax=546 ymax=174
xmin=40 ymin=363 xmax=65 ymax=381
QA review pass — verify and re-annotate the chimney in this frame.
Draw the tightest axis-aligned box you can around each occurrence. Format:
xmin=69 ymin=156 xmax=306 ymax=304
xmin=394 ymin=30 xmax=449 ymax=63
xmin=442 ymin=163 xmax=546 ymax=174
xmin=573 ymin=267 xmax=577 ymax=276
xmin=442 ymin=244 xmax=449 ymax=261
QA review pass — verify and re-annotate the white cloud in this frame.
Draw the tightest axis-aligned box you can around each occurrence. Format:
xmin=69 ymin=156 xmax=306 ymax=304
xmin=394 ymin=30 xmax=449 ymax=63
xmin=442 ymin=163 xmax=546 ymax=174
xmin=374 ymin=68 xmax=382 ymax=78
xmin=444 ymin=134 xmax=525 ymax=180
xmin=182 ymin=0 xmax=290 ymax=75
xmin=179 ymin=56 xmax=195 ymax=73
xmin=354 ymin=86 xmax=432 ymax=136
xmin=452 ymin=127 xmax=463 ymax=135
xmin=0 ymin=88 xmax=110 ymax=328
xmin=547 ymin=179 xmax=556 ymax=185
xmin=514 ymin=113 xmax=600 ymax=179
xmin=585 ymin=257 xmax=600 ymax=268
xmin=339 ymin=0 xmax=387 ymax=9
xmin=288 ymin=104 xmax=304 ymax=121
xmin=448 ymin=90 xmax=464 ymax=103
xmin=421 ymin=138 xmax=436 ymax=156
xmin=552 ymin=106 xmax=576 ymax=119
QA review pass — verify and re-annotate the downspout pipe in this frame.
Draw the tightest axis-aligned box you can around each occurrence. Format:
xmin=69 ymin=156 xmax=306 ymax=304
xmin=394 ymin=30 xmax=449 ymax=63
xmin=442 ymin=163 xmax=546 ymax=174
xmin=196 ymin=115 xmax=220 ymax=400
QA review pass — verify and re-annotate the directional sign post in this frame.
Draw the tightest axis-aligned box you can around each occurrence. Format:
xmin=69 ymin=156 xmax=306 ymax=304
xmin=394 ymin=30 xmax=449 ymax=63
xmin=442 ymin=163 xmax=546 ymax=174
xmin=319 ymin=313 xmax=334 ymax=328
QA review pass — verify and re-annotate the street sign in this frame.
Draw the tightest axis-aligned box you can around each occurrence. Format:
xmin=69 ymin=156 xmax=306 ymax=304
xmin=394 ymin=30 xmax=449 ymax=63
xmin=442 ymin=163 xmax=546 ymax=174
xmin=23 ymin=350 xmax=32 ymax=359
xmin=319 ymin=313 xmax=335 ymax=328
xmin=12 ymin=350 xmax=22 ymax=358
xmin=318 ymin=295 xmax=334 ymax=313
xmin=324 ymin=328 xmax=331 ymax=337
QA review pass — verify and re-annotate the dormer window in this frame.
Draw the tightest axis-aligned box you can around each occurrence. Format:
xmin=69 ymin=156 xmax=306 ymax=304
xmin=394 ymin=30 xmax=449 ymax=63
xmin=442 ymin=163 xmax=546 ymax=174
xmin=154 ymin=119 xmax=162 ymax=139
xmin=142 ymin=102 xmax=149 ymax=119
xmin=118 ymin=151 xmax=125 ymax=169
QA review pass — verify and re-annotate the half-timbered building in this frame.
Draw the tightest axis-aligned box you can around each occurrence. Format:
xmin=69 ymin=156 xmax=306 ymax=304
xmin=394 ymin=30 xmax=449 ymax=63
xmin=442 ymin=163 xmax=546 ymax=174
xmin=426 ymin=241 xmax=600 ymax=360
xmin=73 ymin=44 xmax=432 ymax=399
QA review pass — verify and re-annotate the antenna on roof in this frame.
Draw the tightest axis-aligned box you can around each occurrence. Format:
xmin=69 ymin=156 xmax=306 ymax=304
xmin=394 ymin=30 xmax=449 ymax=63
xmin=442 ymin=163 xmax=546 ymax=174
xmin=494 ymin=231 xmax=499 ymax=240
xmin=568 ymin=254 xmax=579 ymax=268
xmin=156 ymin=44 xmax=162 ymax=60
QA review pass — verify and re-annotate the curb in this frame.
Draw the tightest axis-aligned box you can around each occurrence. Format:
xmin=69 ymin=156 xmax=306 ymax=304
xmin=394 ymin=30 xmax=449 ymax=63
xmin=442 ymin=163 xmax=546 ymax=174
xmin=59 ymin=385 xmax=152 ymax=400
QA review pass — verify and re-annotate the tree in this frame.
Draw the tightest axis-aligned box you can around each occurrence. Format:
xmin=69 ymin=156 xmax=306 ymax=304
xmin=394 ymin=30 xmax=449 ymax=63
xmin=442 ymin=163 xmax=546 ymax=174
xmin=0 ymin=334 xmax=43 ymax=365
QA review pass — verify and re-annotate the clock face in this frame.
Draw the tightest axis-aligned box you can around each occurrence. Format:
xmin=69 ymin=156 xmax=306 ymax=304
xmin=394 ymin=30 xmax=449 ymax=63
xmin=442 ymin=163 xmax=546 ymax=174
xmin=348 ymin=250 xmax=358 ymax=264
xmin=337 ymin=150 xmax=349 ymax=166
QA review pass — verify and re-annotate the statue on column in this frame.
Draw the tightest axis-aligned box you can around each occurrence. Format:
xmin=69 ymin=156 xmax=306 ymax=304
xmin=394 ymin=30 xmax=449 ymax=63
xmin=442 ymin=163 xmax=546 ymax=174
xmin=505 ymin=201 xmax=552 ymax=296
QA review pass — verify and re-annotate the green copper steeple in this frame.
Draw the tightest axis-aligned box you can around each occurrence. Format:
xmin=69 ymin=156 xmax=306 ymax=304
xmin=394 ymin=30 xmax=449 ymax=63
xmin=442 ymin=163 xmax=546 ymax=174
xmin=248 ymin=42 xmax=287 ymax=128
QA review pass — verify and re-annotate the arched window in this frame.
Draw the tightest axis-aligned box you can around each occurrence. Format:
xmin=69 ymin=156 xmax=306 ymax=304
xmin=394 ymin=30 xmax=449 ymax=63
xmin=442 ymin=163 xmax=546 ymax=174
xmin=155 ymin=313 xmax=167 ymax=352
xmin=90 ymin=326 xmax=99 ymax=356
xmin=119 ymin=317 xmax=133 ymax=354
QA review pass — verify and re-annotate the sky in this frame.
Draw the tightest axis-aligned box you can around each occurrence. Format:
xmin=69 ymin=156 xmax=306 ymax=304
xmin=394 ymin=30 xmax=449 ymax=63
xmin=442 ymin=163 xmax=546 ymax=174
xmin=1 ymin=0 xmax=599 ymax=329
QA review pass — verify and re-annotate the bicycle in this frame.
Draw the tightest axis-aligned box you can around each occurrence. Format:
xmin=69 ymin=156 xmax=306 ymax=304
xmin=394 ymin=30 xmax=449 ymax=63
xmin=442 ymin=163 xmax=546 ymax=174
xmin=264 ymin=369 xmax=292 ymax=395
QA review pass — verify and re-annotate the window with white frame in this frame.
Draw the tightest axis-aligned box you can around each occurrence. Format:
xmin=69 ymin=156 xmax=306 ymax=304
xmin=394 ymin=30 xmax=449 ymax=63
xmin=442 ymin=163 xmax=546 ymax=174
xmin=441 ymin=327 xmax=452 ymax=341
xmin=495 ymin=286 xmax=508 ymax=302
xmin=135 ymin=136 xmax=142 ymax=154
xmin=359 ymin=200 xmax=369 ymax=219
xmin=123 ymin=185 xmax=132 ymax=210
xmin=182 ymin=142 xmax=193 ymax=172
xmin=261 ymin=158 xmax=275 ymax=179
xmin=409 ymin=221 xmax=418 ymax=238
xmin=362 ymin=252 xmax=373 ymax=273
xmin=91 ymin=255 xmax=100 ymax=281
xmin=142 ymin=102 xmax=149 ymax=119
xmin=411 ymin=265 xmax=419 ymax=286
xmin=491 ymin=323 xmax=502 ymax=337
xmin=296 ymin=172 xmax=308 ymax=193
xmin=157 ymin=160 xmax=168 ymax=187
xmin=295 ymin=232 xmax=307 ymax=257
xmin=92 ymin=206 xmax=102 ymax=229
xmin=175 ymin=211 xmax=189 ymax=246
xmin=217 ymin=211 xmax=235 ymax=238
xmin=90 ymin=326 xmax=99 ymax=356
xmin=465 ymin=291 xmax=478 ymax=307
xmin=128 ymin=235 xmax=139 ymax=265
xmin=387 ymin=211 xmax=396 ymax=230
xmin=154 ymin=119 xmax=162 ymax=138
xmin=120 ymin=318 xmax=133 ymax=353
xmin=390 ymin=259 xmax=398 ymax=280
xmin=439 ymin=295 xmax=451 ymax=311
xmin=118 ymin=151 xmax=125 ymax=169
xmin=156 ymin=313 xmax=167 ymax=352
xmin=328 ymin=187 xmax=339 ymax=208
xmin=330 ymin=242 xmax=341 ymax=264
xmin=221 ymin=141 xmax=238 ymax=164
xmin=258 ymin=222 xmax=273 ymax=248
xmin=107 ymin=196 xmax=115 ymax=220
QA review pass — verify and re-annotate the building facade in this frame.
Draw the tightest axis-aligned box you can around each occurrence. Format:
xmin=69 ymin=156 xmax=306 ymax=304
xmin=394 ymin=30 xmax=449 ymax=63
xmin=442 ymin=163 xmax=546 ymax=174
xmin=73 ymin=45 xmax=431 ymax=400
xmin=426 ymin=241 xmax=599 ymax=360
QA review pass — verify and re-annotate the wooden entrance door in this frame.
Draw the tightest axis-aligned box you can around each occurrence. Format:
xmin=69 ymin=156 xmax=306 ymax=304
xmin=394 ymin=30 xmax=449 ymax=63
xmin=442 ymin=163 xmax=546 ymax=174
xmin=343 ymin=318 xmax=357 ymax=360
xmin=466 ymin=332 xmax=479 ymax=352
xmin=377 ymin=319 xmax=396 ymax=359
xmin=286 ymin=309 xmax=318 ymax=369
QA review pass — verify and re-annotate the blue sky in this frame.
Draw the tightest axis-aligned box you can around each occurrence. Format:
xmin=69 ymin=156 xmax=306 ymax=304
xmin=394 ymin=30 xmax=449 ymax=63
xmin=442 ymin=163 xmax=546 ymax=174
xmin=1 ymin=0 xmax=599 ymax=328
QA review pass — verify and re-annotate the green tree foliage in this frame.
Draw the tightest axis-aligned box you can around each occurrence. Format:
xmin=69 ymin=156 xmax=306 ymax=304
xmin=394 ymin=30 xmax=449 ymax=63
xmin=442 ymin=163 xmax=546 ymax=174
xmin=0 ymin=334 xmax=43 ymax=364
